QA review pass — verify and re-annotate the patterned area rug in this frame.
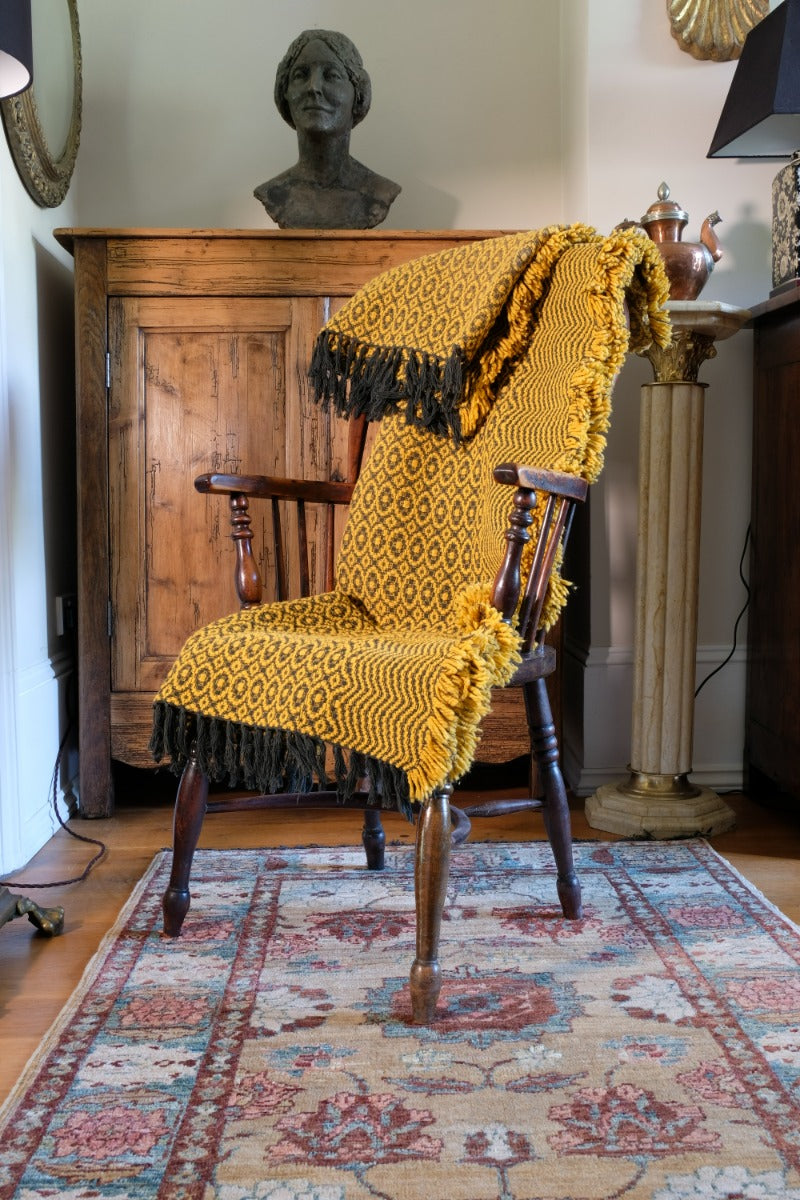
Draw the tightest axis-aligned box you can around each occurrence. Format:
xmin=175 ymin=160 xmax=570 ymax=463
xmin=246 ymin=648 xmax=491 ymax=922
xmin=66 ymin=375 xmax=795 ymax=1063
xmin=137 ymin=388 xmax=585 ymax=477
xmin=1 ymin=841 xmax=799 ymax=1200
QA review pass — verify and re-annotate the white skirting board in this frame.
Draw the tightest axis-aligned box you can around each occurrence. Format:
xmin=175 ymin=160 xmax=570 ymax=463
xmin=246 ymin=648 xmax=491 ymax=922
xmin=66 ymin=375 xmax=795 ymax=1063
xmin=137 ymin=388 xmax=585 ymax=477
xmin=562 ymin=638 xmax=746 ymax=797
xmin=0 ymin=649 xmax=76 ymax=876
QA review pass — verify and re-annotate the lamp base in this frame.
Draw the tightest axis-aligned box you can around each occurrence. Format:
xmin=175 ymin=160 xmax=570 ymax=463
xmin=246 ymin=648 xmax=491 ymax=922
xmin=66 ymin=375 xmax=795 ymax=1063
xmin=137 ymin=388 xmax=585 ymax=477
xmin=772 ymin=152 xmax=800 ymax=294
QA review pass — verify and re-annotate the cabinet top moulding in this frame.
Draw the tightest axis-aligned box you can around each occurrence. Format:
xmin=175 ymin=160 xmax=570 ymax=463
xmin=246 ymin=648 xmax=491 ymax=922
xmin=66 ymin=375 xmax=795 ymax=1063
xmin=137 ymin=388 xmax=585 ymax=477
xmin=54 ymin=228 xmax=508 ymax=299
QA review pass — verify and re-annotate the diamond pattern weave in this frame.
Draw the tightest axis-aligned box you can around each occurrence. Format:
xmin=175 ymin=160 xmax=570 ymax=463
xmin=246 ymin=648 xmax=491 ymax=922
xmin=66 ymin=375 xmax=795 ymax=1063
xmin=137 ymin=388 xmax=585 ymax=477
xmin=151 ymin=226 xmax=669 ymax=813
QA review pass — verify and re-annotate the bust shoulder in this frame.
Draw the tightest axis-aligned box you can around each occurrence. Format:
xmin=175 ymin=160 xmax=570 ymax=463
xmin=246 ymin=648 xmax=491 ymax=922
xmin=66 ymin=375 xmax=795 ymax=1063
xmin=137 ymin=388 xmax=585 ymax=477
xmin=254 ymin=159 xmax=401 ymax=229
xmin=344 ymin=159 xmax=402 ymax=206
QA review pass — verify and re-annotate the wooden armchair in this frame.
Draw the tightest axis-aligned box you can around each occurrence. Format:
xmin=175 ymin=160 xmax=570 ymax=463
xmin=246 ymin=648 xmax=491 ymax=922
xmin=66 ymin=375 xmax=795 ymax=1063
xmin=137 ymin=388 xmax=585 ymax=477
xmin=181 ymin=442 xmax=585 ymax=870
xmin=151 ymin=227 xmax=669 ymax=1023
xmin=192 ymin=406 xmax=579 ymax=855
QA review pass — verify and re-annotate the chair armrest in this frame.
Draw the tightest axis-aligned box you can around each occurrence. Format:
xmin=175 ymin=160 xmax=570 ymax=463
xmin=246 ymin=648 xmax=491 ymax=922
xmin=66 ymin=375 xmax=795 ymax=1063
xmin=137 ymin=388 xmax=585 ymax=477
xmin=491 ymin=462 xmax=588 ymax=649
xmin=195 ymin=416 xmax=370 ymax=609
xmin=195 ymin=472 xmax=356 ymax=505
xmin=196 ymin=472 xmax=358 ymax=607
xmin=493 ymin=462 xmax=588 ymax=503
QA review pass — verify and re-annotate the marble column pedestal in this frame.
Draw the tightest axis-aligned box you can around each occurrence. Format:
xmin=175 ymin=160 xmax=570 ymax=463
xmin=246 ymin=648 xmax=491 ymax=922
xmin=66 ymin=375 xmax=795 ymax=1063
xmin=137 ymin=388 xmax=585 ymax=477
xmin=585 ymin=301 xmax=750 ymax=838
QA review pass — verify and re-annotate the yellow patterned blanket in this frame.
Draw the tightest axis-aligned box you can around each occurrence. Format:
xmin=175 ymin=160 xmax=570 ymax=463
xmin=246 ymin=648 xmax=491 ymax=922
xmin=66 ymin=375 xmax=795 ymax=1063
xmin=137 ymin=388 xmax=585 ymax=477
xmin=151 ymin=226 xmax=669 ymax=816
xmin=310 ymin=223 xmax=668 ymax=447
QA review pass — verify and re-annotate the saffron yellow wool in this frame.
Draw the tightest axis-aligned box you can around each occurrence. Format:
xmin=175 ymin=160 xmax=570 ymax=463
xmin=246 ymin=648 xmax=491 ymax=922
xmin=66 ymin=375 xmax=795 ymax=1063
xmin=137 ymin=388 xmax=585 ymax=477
xmin=151 ymin=225 xmax=670 ymax=814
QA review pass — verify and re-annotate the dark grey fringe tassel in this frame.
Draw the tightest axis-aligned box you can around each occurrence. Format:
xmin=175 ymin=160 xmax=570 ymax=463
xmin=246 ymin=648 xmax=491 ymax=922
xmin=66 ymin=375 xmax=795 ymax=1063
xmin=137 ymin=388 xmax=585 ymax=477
xmin=150 ymin=701 xmax=413 ymax=821
xmin=308 ymin=330 xmax=467 ymax=443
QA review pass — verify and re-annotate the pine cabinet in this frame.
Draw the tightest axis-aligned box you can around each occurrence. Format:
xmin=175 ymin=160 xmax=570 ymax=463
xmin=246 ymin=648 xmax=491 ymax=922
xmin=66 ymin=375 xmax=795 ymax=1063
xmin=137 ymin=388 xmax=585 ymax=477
xmin=57 ymin=229 xmax=537 ymax=817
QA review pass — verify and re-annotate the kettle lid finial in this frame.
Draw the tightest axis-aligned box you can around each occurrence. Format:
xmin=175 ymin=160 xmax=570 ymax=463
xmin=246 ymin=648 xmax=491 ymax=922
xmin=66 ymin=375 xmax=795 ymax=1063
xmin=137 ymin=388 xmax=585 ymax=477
xmin=641 ymin=182 xmax=689 ymax=227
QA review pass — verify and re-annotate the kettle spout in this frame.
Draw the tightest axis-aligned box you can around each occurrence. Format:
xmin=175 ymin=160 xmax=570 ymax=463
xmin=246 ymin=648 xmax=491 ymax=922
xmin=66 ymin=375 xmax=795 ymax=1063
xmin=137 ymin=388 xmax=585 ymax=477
xmin=700 ymin=211 xmax=723 ymax=262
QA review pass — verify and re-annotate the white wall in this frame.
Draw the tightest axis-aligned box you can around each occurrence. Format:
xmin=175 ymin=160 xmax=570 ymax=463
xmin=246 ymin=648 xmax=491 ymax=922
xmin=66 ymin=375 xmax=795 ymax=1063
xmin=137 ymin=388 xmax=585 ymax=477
xmin=0 ymin=138 xmax=79 ymax=874
xmin=72 ymin=0 xmax=563 ymax=231
xmin=0 ymin=0 xmax=779 ymax=869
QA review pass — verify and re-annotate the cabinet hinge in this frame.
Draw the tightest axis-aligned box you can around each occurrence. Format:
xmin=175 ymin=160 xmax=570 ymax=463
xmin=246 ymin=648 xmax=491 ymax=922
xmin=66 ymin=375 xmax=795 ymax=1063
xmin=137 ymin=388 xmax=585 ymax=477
xmin=107 ymin=599 xmax=113 ymax=638
xmin=105 ymin=351 xmax=111 ymax=390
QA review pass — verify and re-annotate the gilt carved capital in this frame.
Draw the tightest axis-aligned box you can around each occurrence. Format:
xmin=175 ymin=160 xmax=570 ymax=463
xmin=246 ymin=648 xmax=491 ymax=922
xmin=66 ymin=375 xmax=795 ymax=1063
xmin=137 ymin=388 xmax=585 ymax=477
xmin=638 ymin=300 xmax=751 ymax=384
xmin=638 ymin=331 xmax=717 ymax=384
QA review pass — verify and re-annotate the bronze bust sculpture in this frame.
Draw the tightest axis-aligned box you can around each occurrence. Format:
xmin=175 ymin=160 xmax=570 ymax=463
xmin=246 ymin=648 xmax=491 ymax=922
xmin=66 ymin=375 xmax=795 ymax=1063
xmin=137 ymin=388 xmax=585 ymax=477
xmin=254 ymin=30 xmax=401 ymax=229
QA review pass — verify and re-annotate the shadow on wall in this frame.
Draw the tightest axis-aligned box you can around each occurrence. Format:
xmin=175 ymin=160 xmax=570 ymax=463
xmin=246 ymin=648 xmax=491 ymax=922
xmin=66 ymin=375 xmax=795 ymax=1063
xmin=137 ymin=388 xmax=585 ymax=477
xmin=704 ymin=204 xmax=772 ymax=306
xmin=34 ymin=239 xmax=76 ymax=652
xmin=328 ymin=177 xmax=459 ymax=234
xmin=34 ymin=237 xmax=79 ymax=800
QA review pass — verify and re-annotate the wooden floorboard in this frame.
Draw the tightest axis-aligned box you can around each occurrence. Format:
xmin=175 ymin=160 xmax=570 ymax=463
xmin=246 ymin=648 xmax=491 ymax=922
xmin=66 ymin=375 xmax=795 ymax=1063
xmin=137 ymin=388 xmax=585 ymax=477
xmin=1 ymin=784 xmax=798 ymax=1108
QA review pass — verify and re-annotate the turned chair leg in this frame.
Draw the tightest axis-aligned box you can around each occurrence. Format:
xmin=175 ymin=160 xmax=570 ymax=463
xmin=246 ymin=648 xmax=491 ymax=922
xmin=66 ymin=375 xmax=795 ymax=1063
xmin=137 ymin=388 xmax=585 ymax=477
xmin=524 ymin=678 xmax=583 ymax=919
xmin=362 ymin=806 xmax=386 ymax=869
xmin=410 ymin=785 xmax=452 ymax=1024
xmin=163 ymin=749 xmax=209 ymax=936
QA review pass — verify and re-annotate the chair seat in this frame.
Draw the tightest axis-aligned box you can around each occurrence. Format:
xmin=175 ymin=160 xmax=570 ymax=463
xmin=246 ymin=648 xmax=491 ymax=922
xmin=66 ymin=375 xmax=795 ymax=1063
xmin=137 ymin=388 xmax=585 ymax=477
xmin=152 ymin=583 xmax=520 ymax=816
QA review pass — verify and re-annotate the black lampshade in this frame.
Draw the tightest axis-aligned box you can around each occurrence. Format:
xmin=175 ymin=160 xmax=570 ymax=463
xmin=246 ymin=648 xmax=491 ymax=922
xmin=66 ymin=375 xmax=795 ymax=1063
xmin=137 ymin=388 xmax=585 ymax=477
xmin=708 ymin=0 xmax=800 ymax=158
xmin=0 ymin=0 xmax=32 ymax=99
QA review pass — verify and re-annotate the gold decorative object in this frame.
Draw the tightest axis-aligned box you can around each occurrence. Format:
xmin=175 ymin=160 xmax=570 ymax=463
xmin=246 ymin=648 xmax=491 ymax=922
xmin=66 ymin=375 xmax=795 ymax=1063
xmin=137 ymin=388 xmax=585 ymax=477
xmin=0 ymin=885 xmax=64 ymax=936
xmin=0 ymin=0 xmax=82 ymax=207
xmin=639 ymin=327 xmax=717 ymax=383
xmin=667 ymin=0 xmax=768 ymax=60
xmin=638 ymin=300 xmax=749 ymax=384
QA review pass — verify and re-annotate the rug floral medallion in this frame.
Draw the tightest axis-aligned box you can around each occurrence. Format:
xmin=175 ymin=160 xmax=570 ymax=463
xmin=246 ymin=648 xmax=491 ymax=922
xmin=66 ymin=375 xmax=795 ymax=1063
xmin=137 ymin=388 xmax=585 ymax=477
xmin=1 ymin=840 xmax=800 ymax=1200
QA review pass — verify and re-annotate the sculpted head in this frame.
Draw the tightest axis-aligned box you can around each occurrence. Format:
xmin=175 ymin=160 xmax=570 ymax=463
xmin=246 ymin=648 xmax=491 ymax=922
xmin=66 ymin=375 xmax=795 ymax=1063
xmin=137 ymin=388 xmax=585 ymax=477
xmin=274 ymin=30 xmax=372 ymax=132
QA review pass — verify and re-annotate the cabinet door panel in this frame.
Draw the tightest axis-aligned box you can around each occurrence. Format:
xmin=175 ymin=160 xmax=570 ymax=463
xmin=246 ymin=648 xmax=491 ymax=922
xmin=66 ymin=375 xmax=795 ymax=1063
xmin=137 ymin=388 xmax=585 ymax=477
xmin=109 ymin=295 xmax=332 ymax=692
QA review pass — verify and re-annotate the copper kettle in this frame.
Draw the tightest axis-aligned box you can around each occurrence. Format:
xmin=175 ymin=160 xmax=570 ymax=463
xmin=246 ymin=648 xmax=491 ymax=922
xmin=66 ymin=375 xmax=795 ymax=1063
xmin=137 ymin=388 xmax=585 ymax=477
xmin=638 ymin=183 xmax=722 ymax=301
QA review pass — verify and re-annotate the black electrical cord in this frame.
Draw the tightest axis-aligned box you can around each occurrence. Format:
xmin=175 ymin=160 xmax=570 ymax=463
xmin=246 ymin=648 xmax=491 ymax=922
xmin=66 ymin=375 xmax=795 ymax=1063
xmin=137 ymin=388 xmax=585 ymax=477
xmin=0 ymin=671 xmax=107 ymax=890
xmin=694 ymin=524 xmax=751 ymax=700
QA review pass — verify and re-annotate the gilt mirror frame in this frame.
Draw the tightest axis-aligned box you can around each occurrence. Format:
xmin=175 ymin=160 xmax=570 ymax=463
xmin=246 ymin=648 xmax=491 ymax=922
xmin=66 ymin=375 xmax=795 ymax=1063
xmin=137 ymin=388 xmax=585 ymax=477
xmin=0 ymin=0 xmax=82 ymax=208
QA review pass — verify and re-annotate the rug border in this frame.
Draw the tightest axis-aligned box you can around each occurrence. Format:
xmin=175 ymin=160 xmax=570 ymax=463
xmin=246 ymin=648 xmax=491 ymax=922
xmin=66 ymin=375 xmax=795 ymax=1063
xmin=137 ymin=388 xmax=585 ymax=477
xmin=0 ymin=850 xmax=167 ymax=1130
xmin=2 ymin=836 xmax=797 ymax=1135
xmin=698 ymin=836 xmax=800 ymax=934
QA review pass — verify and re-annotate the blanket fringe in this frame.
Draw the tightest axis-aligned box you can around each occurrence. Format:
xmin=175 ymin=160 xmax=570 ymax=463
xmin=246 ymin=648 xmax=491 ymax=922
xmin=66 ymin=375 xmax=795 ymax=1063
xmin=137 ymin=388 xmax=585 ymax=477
xmin=149 ymin=701 xmax=413 ymax=821
xmin=309 ymin=329 xmax=467 ymax=440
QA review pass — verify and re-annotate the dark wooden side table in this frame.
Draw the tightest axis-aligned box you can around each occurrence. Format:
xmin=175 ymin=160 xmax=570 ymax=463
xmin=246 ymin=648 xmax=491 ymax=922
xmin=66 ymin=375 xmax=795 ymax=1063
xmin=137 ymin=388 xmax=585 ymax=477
xmin=747 ymin=284 xmax=800 ymax=805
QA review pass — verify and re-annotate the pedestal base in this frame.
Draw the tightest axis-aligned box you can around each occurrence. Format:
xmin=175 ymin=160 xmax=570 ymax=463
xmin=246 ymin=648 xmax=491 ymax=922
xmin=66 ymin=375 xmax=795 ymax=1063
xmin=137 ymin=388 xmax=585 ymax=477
xmin=586 ymin=773 xmax=736 ymax=838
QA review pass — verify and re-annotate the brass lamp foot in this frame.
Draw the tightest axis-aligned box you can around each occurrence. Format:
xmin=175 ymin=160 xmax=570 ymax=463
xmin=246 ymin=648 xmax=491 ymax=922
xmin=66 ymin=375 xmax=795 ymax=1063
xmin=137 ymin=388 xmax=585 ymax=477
xmin=0 ymin=885 xmax=64 ymax=936
xmin=618 ymin=771 xmax=702 ymax=799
